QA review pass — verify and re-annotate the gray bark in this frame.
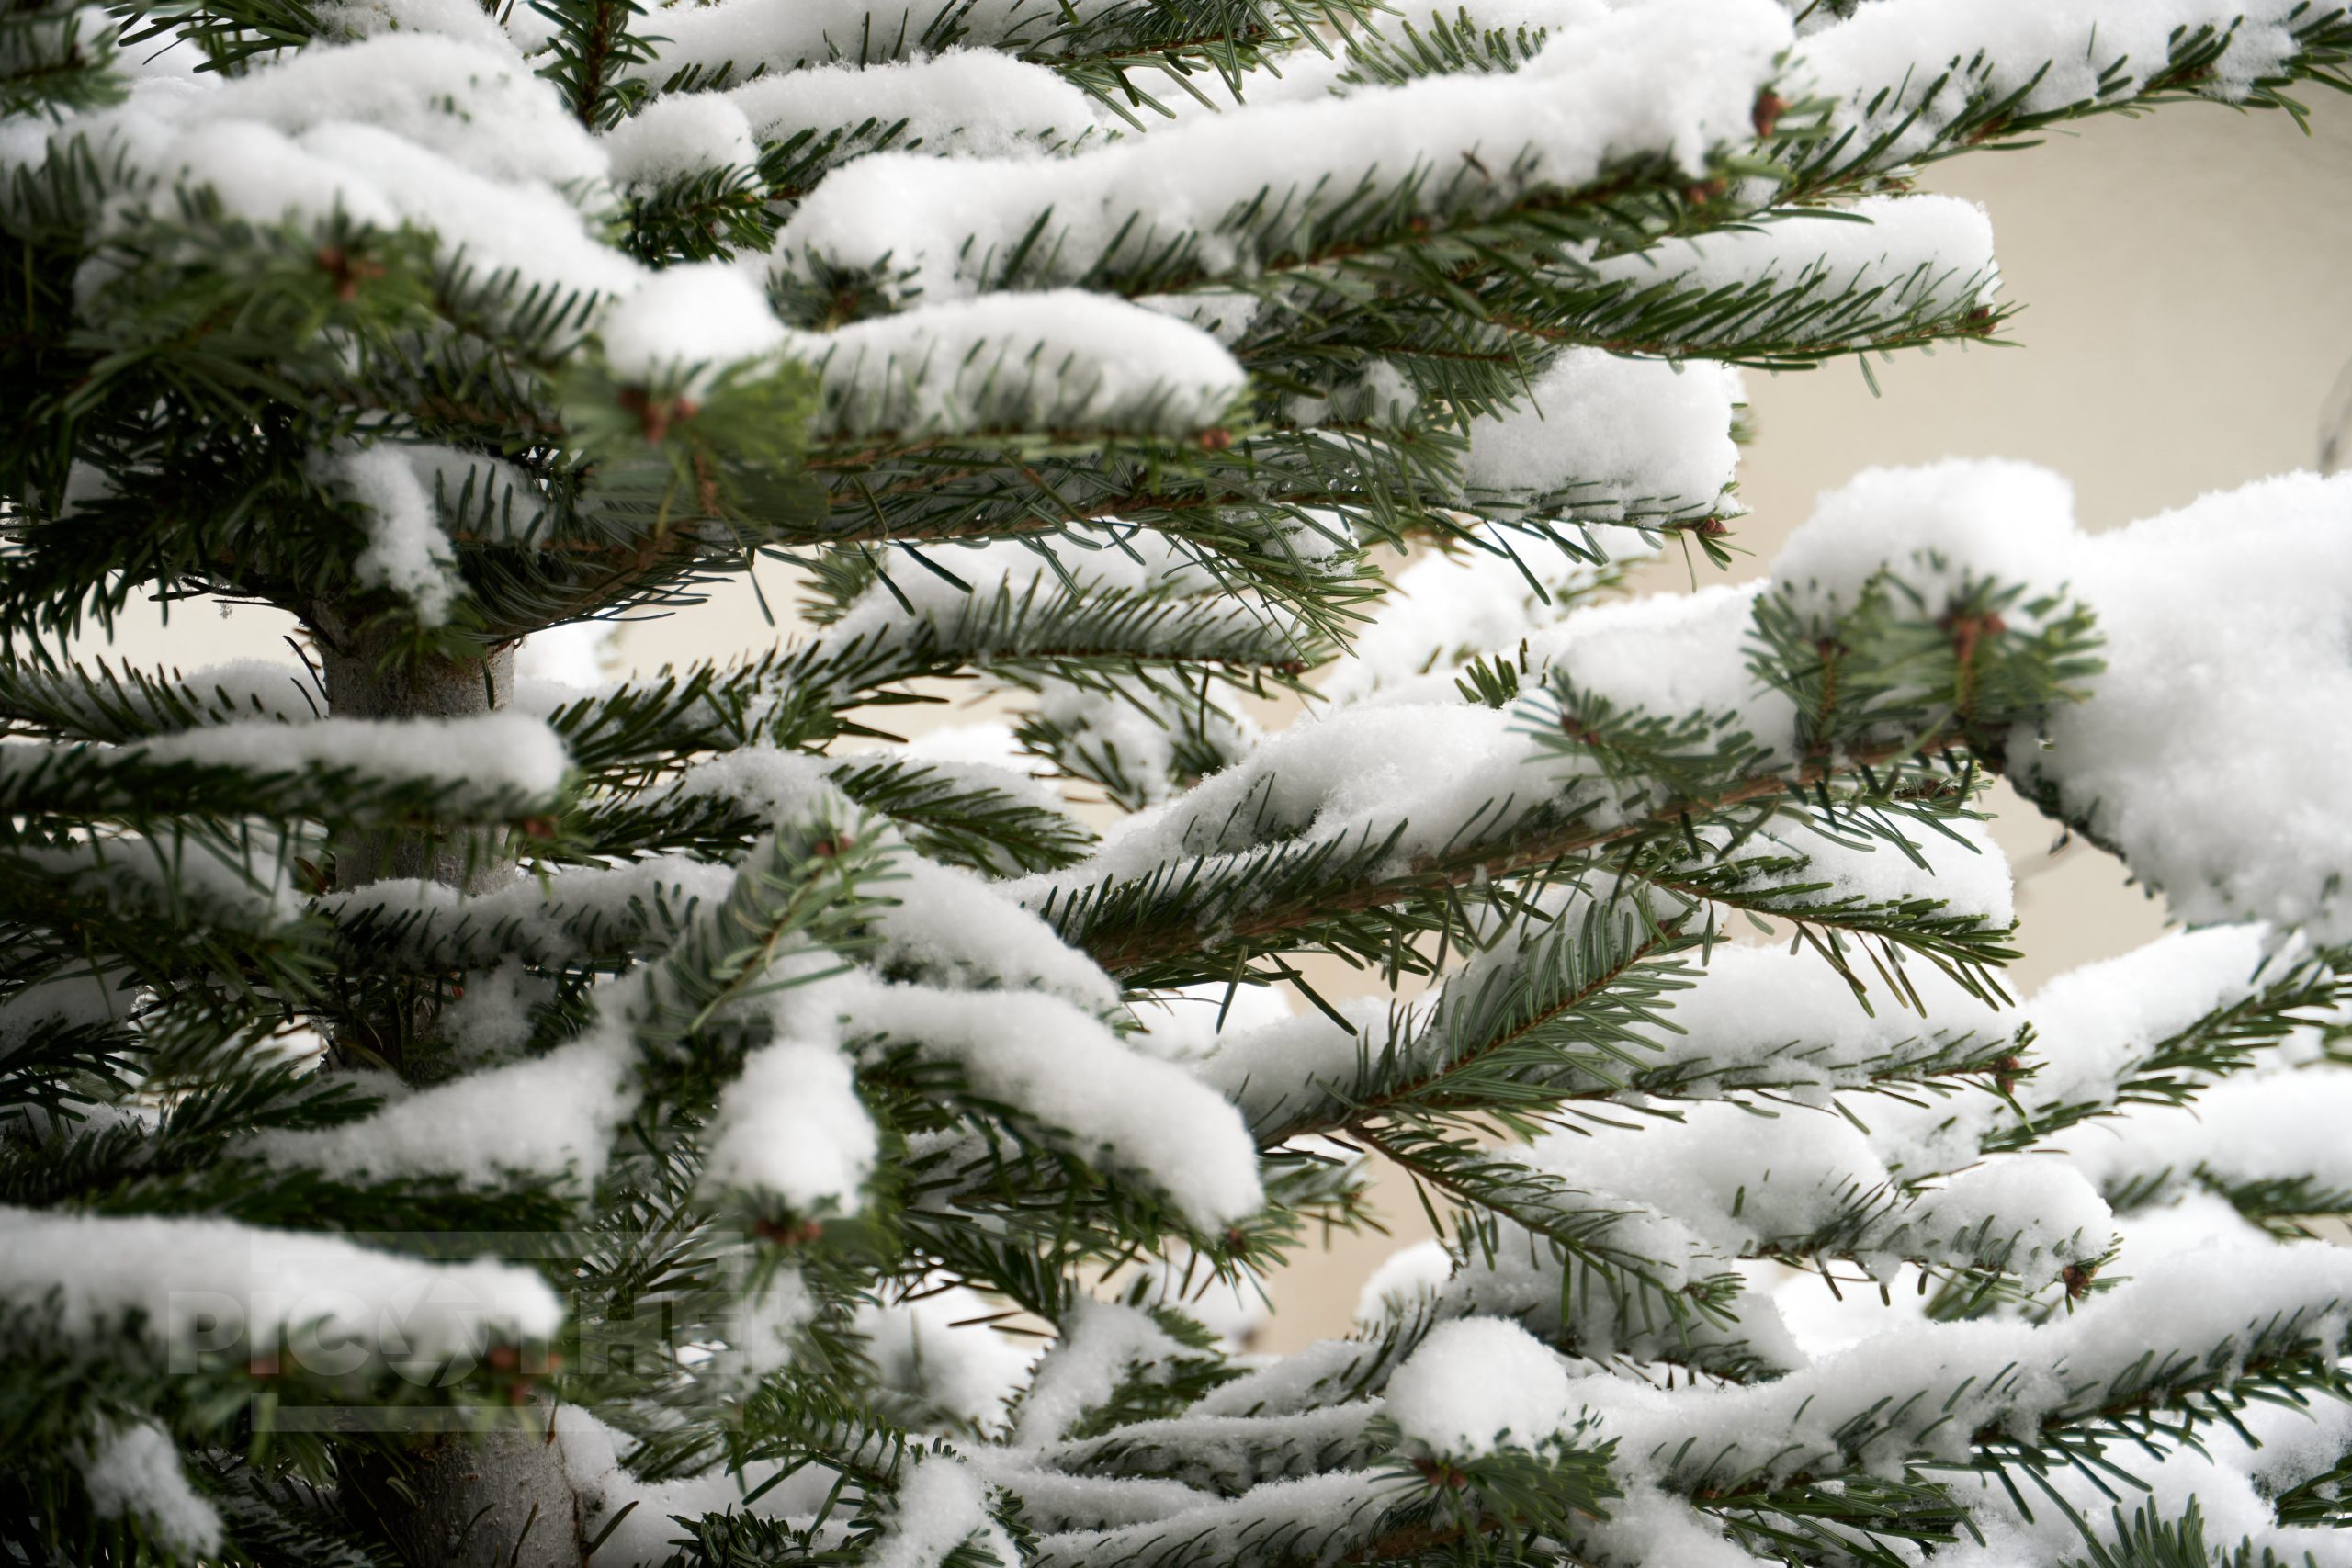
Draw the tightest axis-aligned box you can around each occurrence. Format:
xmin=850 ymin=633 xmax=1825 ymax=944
xmin=313 ymin=612 xmax=593 ymax=1567
xmin=339 ymin=1416 xmax=586 ymax=1568
xmin=316 ymin=612 xmax=521 ymax=895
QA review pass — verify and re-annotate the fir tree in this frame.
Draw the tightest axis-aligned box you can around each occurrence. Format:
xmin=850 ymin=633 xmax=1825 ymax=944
xmin=6 ymin=1 xmax=2352 ymax=1565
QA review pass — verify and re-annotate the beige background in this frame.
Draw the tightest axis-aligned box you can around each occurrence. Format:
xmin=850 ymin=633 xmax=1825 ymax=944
xmin=74 ymin=91 xmax=2352 ymax=1350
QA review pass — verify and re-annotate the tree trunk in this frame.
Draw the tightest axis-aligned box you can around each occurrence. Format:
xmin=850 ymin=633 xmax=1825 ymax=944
xmin=338 ymin=1417 xmax=586 ymax=1568
xmin=311 ymin=611 xmax=592 ymax=1568
xmin=316 ymin=615 xmax=521 ymax=895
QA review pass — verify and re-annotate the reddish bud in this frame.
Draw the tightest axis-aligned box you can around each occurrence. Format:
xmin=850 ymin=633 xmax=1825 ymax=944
xmin=753 ymin=1216 xmax=825 ymax=1247
xmin=315 ymin=245 xmax=384 ymax=301
xmin=616 ymin=389 xmax=698 ymax=443
xmin=1751 ymin=91 xmax=1787 ymax=140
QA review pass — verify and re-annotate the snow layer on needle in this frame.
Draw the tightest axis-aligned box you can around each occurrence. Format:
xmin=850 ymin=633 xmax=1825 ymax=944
xmin=310 ymin=0 xmax=524 ymax=56
xmin=2057 ymin=1066 xmax=2352 ymax=1214
xmin=1014 ymin=1299 xmax=1191 ymax=1446
xmin=1747 ymin=812 xmax=2014 ymax=926
xmin=800 ymin=290 xmax=1248 ymax=437
xmin=118 ymin=709 xmax=570 ymax=801
xmin=1385 ymin=1317 xmax=1576 ymax=1460
xmin=843 ymin=979 xmax=1265 ymax=1227
xmin=1027 ymin=1470 xmax=1396 ymax=1568
xmin=1574 ymin=1236 xmax=2352 ymax=1495
xmin=1028 ymin=700 xmax=1567 ymax=896
xmin=1595 ymin=938 xmax=2007 ymax=1101
xmin=1863 ymin=924 xmax=2276 ymax=1178
xmin=1520 ymin=1101 xmax=2109 ymax=1283
xmin=1796 ymin=0 xmax=2312 ymax=164
xmin=250 ymin=1018 xmax=637 ymax=1187
xmin=1462 ymin=349 xmax=1745 ymax=520
xmin=1943 ymin=1392 xmax=2352 ymax=1568
xmin=1322 ymin=526 xmax=1672 ymax=705
xmin=727 ymin=50 xmax=1111 ymax=158
xmin=775 ymin=0 xmax=1792 ymax=304
xmin=1528 ymin=581 xmax=1803 ymax=761
xmin=5 ymin=659 xmax=317 ymax=734
xmin=325 ymin=854 xmax=734 ymax=967
xmin=626 ymin=0 xmax=1126 ymax=81
xmin=0 ymin=1203 xmax=563 ymax=1357
xmin=876 ymin=855 xmax=1122 ymax=1010
xmin=824 ymin=534 xmax=1217 ymax=648
xmin=597 ymin=92 xmax=761 ymax=190
xmin=1587 ymin=194 xmax=1998 ymax=329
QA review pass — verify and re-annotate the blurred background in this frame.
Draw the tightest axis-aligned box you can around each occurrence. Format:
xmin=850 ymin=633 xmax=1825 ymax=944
xmin=73 ymin=87 xmax=2352 ymax=1352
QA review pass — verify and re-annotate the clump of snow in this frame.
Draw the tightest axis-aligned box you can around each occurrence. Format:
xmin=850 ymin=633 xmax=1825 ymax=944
xmin=1770 ymin=457 xmax=2075 ymax=633
xmin=871 ymin=1456 xmax=1016 ymax=1568
xmin=718 ymin=1264 xmax=815 ymax=1382
xmin=599 ymin=93 xmax=759 ymax=190
xmin=1354 ymin=1239 xmax=1454 ymax=1326
xmin=1384 ymin=1317 xmax=1575 ymax=1459
xmin=802 ymin=291 xmax=1248 ymax=438
xmin=700 ymin=1036 xmax=876 ymax=1213
xmin=857 ymin=1285 xmax=1038 ymax=1430
xmin=1462 ymin=350 xmax=1744 ymax=521
xmin=79 ymin=1421 xmax=223 ymax=1556
xmin=2021 ymin=471 xmax=2352 ymax=942
xmin=319 ymin=446 xmax=463 ymax=625
xmin=601 ymin=263 xmax=790 ymax=393
xmin=727 ymin=50 xmax=1108 ymax=158
xmin=514 ymin=621 xmax=617 ymax=689
xmin=1773 ymin=461 xmax=2352 ymax=942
